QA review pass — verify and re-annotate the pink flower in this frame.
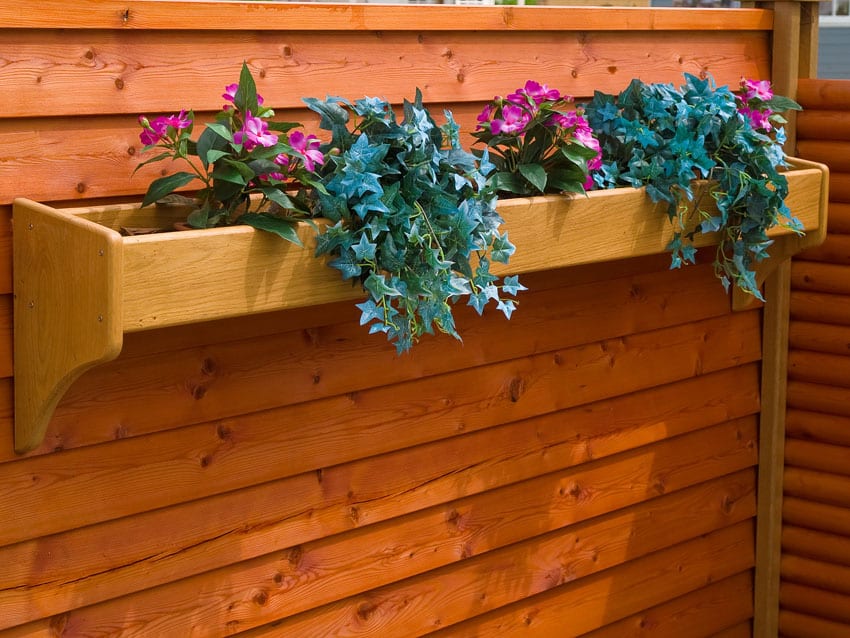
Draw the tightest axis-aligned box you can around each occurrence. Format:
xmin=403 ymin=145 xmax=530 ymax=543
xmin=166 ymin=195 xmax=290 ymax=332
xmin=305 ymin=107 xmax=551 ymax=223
xmin=740 ymin=106 xmax=773 ymax=131
xmin=508 ymin=81 xmax=562 ymax=107
xmin=490 ymin=104 xmax=531 ymax=135
xmin=289 ymin=130 xmax=324 ymax=172
xmin=476 ymin=103 xmax=495 ymax=126
xmin=223 ymin=83 xmax=264 ymax=110
xmin=138 ymin=112 xmax=190 ymax=146
xmin=233 ymin=112 xmax=278 ymax=150
xmin=741 ymin=79 xmax=773 ymax=103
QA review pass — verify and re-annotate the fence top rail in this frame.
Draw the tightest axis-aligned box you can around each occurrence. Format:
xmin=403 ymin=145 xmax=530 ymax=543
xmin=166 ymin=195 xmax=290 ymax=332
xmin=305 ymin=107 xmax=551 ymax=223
xmin=0 ymin=1 xmax=773 ymax=31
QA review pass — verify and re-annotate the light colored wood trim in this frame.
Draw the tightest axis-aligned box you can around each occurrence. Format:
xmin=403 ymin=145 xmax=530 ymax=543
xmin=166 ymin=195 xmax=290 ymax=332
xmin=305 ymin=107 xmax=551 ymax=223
xmin=12 ymin=199 xmax=123 ymax=454
xmin=11 ymin=160 xmax=826 ymax=453
xmin=0 ymin=1 xmax=773 ymax=32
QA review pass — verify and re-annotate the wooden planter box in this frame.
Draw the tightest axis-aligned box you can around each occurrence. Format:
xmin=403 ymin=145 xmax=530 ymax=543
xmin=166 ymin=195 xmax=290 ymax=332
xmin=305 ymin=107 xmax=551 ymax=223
xmin=12 ymin=157 xmax=828 ymax=453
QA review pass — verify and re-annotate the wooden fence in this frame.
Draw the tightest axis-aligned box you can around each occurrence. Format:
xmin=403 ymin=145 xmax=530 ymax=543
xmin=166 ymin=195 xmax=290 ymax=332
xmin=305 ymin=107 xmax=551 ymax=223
xmin=781 ymin=78 xmax=850 ymax=637
xmin=0 ymin=1 xmax=820 ymax=635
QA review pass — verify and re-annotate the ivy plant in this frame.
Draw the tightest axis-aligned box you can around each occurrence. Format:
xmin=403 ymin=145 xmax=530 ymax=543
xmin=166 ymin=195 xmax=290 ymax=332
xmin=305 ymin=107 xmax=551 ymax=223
xmin=583 ymin=73 xmax=802 ymax=299
xmin=303 ymin=91 xmax=525 ymax=353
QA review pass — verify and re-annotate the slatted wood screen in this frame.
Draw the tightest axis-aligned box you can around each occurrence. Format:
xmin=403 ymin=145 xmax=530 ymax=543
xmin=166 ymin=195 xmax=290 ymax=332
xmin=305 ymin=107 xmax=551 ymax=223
xmin=0 ymin=2 xmax=789 ymax=635
xmin=780 ymin=78 xmax=850 ymax=637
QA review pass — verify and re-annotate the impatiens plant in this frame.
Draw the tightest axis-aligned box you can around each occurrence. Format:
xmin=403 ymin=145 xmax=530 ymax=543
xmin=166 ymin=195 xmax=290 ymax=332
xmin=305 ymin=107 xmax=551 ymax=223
xmin=304 ymin=91 xmax=524 ymax=353
xmin=471 ymin=80 xmax=602 ymax=197
xmin=135 ymin=63 xmax=324 ymax=243
xmin=583 ymin=73 xmax=802 ymax=299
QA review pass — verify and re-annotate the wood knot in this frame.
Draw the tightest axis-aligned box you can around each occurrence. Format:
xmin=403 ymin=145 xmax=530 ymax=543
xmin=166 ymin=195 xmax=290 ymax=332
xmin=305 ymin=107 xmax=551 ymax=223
xmin=357 ymin=600 xmax=377 ymax=620
xmin=508 ymin=377 xmax=525 ymax=403
xmin=253 ymin=590 xmax=268 ymax=606
xmin=216 ymin=424 xmax=232 ymax=441
xmin=114 ymin=78 xmax=125 ymax=90
xmin=288 ymin=545 xmax=303 ymax=566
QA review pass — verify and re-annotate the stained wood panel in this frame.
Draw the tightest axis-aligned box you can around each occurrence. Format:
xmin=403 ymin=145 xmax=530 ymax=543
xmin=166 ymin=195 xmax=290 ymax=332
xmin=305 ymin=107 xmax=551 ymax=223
xmin=0 ymin=4 xmax=784 ymax=635
xmin=784 ymin=79 xmax=850 ymax=635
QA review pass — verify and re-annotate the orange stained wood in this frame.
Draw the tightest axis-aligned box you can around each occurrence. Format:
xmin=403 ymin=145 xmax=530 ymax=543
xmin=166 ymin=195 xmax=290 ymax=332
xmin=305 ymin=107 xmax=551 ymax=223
xmin=0 ymin=436 xmax=756 ymax=633
xmin=785 ymin=439 xmax=850 ymax=476
xmin=798 ymin=78 xmax=850 ymax=110
xmin=830 ymin=173 xmax=850 ymax=203
xmin=712 ymin=621 xmax=754 ymax=638
xmin=0 ymin=312 xmax=762 ymax=545
xmin=823 ymin=202 xmax=850 ymax=234
xmin=782 ymin=526 xmax=850 ymax=569
xmin=797 ymin=110 xmax=850 ymax=140
xmin=783 ymin=497 xmax=850 ymax=538
xmin=0 ymin=377 xmax=757 ymax=626
xmin=786 ymin=409 xmax=850 ymax=447
xmin=779 ymin=610 xmax=850 ymax=638
xmin=787 ymin=380 xmax=850 ymax=418
xmin=780 ymin=582 xmax=850 ymax=626
xmin=781 ymin=554 xmax=850 ymax=596
xmin=577 ymin=571 xmax=754 ymax=638
xmin=0 ymin=2 xmax=773 ymax=31
xmin=796 ymin=140 xmax=850 ymax=172
xmin=245 ymin=508 xmax=756 ymax=637
xmin=791 ymin=262 xmax=850 ymax=295
xmin=790 ymin=290 xmax=850 ymax=324
xmin=784 ymin=466 xmax=850 ymax=509
xmin=424 ymin=522 xmax=755 ymax=637
xmin=788 ymin=349 xmax=850 ymax=388
xmin=12 ymin=265 xmax=749 ymax=459
xmin=798 ymin=234 xmax=850 ymax=265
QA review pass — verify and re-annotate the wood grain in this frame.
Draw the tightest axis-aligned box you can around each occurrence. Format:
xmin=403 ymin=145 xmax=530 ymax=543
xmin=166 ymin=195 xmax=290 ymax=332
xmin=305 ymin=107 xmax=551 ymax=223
xmin=785 ymin=439 xmax=850 ymax=476
xmin=780 ymin=581 xmax=850 ymax=626
xmin=787 ymin=380 xmax=850 ymax=418
xmin=1 ymin=425 xmax=756 ymax=634
xmin=797 ymin=234 xmax=850 ymax=266
xmin=578 ymin=572 xmax=754 ymax=638
xmin=790 ymin=262 xmax=850 ymax=295
xmin=786 ymin=409 xmax=850 ymax=447
xmin=797 ymin=110 xmax=850 ymax=141
xmin=798 ymin=78 xmax=850 ymax=110
xmin=788 ymin=349 xmax=850 ymax=388
xmin=0 ymin=312 xmax=761 ymax=546
xmin=790 ymin=320 xmax=850 ymax=355
xmin=782 ymin=525 xmax=850 ymax=568
xmin=0 ymin=3 xmax=774 ymax=31
xmin=0 ymin=367 xmax=759 ymax=628
xmin=783 ymin=497 xmax=850 ymax=538
xmin=778 ymin=610 xmax=850 ymax=638
xmin=784 ymin=466 xmax=850 ymax=509
xmin=0 ymin=29 xmax=769 ymax=119
xmin=421 ymin=522 xmax=755 ymax=637
xmin=14 ymin=287 xmax=756 ymax=460
xmin=796 ymin=140 xmax=850 ymax=172
xmin=781 ymin=554 xmax=850 ymax=596
xmin=790 ymin=291 xmax=850 ymax=325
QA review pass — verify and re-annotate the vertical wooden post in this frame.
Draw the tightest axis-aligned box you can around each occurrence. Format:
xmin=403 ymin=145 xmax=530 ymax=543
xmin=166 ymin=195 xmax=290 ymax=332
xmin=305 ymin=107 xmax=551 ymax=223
xmin=753 ymin=2 xmax=813 ymax=634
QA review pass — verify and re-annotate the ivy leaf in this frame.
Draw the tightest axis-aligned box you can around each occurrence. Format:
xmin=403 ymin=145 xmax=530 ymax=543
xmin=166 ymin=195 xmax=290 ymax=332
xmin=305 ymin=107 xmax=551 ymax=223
xmin=328 ymin=250 xmax=362 ymax=280
xmin=501 ymin=275 xmax=527 ymax=296
xmin=352 ymin=233 xmax=377 ymax=262
xmin=239 ymin=213 xmax=303 ymax=246
xmin=141 ymin=172 xmax=198 ymax=207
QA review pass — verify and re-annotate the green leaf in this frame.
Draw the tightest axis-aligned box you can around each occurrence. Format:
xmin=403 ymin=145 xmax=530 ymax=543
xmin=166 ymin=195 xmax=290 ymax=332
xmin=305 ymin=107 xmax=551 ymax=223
xmin=766 ymin=95 xmax=802 ymax=112
xmin=518 ymin=164 xmax=548 ymax=194
xmin=203 ymin=121 xmax=234 ymax=144
xmin=141 ymin=172 xmax=198 ymax=207
xmin=239 ymin=213 xmax=303 ymax=246
xmin=235 ymin=62 xmax=260 ymax=116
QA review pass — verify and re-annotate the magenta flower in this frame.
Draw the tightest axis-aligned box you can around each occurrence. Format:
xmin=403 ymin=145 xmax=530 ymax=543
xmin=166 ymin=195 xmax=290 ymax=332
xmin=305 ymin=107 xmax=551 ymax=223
xmin=740 ymin=106 xmax=773 ymax=131
xmin=509 ymin=80 xmax=561 ymax=105
xmin=490 ymin=104 xmax=531 ymax=135
xmin=741 ymin=79 xmax=773 ymax=103
xmin=289 ymin=130 xmax=324 ymax=172
xmin=233 ymin=112 xmax=278 ymax=150
xmin=476 ymin=103 xmax=495 ymax=126
xmin=138 ymin=112 xmax=189 ymax=146
xmin=223 ymin=83 xmax=265 ymax=110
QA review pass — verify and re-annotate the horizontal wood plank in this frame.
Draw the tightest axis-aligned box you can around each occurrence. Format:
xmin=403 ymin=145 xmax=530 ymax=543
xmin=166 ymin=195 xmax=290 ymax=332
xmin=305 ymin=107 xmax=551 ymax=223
xmin=0 ymin=3 xmax=774 ymax=31
xmin=790 ymin=291 xmax=850 ymax=326
xmin=2 ymin=427 xmax=756 ymax=634
xmin=0 ymin=366 xmax=759 ymax=627
xmin=782 ymin=497 xmax=850 ymax=538
xmin=578 ymin=571 xmax=754 ymax=638
xmin=797 ymin=109 xmax=850 ymax=141
xmin=788 ymin=349 xmax=850 ymax=388
xmin=10 ymin=287 xmax=754 ymax=459
xmin=797 ymin=233 xmax=850 ymax=266
xmin=787 ymin=380 xmax=850 ymax=418
xmin=786 ymin=409 xmax=850 ymax=447
xmin=795 ymin=140 xmax=850 ymax=172
xmin=0 ymin=311 xmax=761 ymax=544
xmin=830 ymin=173 xmax=850 ymax=204
xmin=782 ymin=525 xmax=850 ymax=569
xmin=710 ymin=621 xmax=752 ymax=638
xmin=421 ymin=522 xmax=755 ymax=637
xmin=798 ymin=78 xmax=850 ymax=111
xmin=784 ymin=466 xmax=850 ymax=509
xmin=0 ymin=30 xmax=769 ymax=120
xmin=790 ymin=262 xmax=850 ymax=295
xmin=780 ymin=581 xmax=850 ymax=625
xmin=778 ymin=610 xmax=850 ymax=638
xmin=781 ymin=554 xmax=850 ymax=597
xmin=784 ymin=439 xmax=850 ymax=476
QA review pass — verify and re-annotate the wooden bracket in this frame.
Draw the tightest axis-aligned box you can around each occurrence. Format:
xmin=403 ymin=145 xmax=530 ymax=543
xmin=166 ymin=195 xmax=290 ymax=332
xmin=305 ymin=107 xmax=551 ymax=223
xmin=13 ymin=199 xmax=124 ymax=453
